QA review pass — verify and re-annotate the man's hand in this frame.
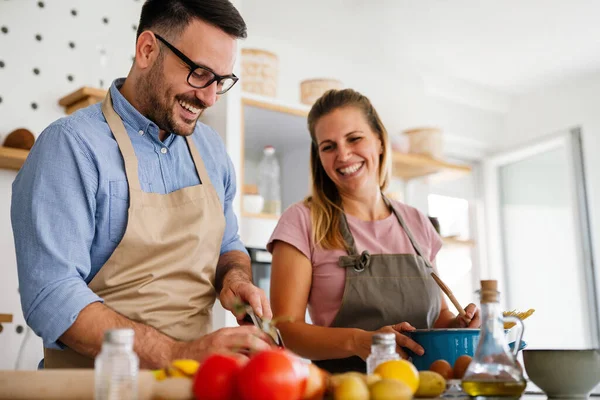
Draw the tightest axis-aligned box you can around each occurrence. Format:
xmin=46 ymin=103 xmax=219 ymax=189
xmin=215 ymin=251 xmax=273 ymax=323
xmin=220 ymin=274 xmax=272 ymax=324
xmin=173 ymin=326 xmax=275 ymax=362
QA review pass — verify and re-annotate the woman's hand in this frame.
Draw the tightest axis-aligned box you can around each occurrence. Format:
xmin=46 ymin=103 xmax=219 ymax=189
xmin=453 ymin=303 xmax=481 ymax=328
xmin=354 ymin=322 xmax=424 ymax=360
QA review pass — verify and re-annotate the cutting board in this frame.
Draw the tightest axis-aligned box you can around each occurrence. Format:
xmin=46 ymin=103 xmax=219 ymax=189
xmin=0 ymin=369 xmax=194 ymax=400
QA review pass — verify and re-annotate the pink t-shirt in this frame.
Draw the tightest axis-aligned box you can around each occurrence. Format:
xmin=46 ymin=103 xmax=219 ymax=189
xmin=266 ymin=200 xmax=443 ymax=327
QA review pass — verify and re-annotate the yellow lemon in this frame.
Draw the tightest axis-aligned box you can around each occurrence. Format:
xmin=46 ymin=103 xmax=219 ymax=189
xmin=374 ymin=360 xmax=420 ymax=394
xmin=151 ymin=369 xmax=167 ymax=381
xmin=168 ymin=359 xmax=201 ymax=377
xmin=370 ymin=379 xmax=413 ymax=400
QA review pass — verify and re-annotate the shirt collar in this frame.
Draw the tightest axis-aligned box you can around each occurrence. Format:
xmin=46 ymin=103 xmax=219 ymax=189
xmin=109 ymin=78 xmax=161 ymax=140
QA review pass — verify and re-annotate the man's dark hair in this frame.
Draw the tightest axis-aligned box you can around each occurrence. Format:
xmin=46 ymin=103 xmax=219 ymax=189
xmin=136 ymin=0 xmax=247 ymax=41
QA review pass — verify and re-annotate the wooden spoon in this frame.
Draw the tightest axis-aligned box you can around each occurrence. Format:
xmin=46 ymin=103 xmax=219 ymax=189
xmin=431 ymin=272 xmax=468 ymax=319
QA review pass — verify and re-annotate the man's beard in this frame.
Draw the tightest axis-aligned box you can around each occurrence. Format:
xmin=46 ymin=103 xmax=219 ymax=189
xmin=138 ymin=60 xmax=207 ymax=136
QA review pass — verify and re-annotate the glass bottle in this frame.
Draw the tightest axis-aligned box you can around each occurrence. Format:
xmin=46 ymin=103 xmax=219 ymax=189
xmin=461 ymin=280 xmax=526 ymax=398
xmin=366 ymin=332 xmax=401 ymax=374
xmin=95 ymin=328 xmax=139 ymax=400
xmin=257 ymin=145 xmax=281 ymax=216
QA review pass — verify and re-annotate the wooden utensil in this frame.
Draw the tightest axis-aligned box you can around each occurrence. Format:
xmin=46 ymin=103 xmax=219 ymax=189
xmin=430 ymin=271 xmax=467 ymax=318
xmin=0 ymin=370 xmax=193 ymax=400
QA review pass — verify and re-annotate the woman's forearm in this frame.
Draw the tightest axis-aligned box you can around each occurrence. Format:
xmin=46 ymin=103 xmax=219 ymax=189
xmin=278 ymin=322 xmax=369 ymax=360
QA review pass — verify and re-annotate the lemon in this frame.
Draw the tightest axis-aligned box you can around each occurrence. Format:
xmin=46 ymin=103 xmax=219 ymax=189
xmin=151 ymin=369 xmax=167 ymax=381
xmin=167 ymin=359 xmax=200 ymax=377
xmin=415 ymin=371 xmax=446 ymax=398
xmin=370 ymin=378 xmax=413 ymax=400
xmin=373 ymin=360 xmax=420 ymax=394
xmin=333 ymin=375 xmax=369 ymax=400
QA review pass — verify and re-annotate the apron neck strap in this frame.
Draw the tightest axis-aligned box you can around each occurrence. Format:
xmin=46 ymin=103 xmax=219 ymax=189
xmin=102 ymin=90 xmax=213 ymax=190
xmin=339 ymin=211 xmax=359 ymax=256
xmin=339 ymin=194 xmax=435 ymax=268
xmin=384 ymin=196 xmax=435 ymax=268
xmin=185 ymin=135 xmax=211 ymax=185
xmin=101 ymin=91 xmax=142 ymax=192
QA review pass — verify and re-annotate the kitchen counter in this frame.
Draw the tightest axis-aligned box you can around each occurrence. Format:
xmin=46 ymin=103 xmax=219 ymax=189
xmin=1 ymin=369 xmax=598 ymax=399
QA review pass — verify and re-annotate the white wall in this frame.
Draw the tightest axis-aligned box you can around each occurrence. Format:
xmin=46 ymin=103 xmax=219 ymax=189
xmin=0 ymin=0 xmax=144 ymax=370
xmin=501 ymin=73 xmax=600 ymax=320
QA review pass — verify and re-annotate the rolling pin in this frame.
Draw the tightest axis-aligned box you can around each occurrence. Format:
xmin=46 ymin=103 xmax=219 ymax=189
xmin=0 ymin=369 xmax=193 ymax=400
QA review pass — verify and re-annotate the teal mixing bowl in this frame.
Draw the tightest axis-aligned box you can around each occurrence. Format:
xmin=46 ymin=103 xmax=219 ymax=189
xmin=405 ymin=328 xmax=526 ymax=371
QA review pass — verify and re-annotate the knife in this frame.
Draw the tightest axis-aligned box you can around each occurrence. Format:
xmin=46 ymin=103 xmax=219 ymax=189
xmin=242 ymin=304 xmax=285 ymax=348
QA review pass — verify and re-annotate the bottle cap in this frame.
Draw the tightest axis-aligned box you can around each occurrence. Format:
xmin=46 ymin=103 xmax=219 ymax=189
xmin=264 ymin=145 xmax=275 ymax=155
xmin=104 ymin=328 xmax=135 ymax=345
xmin=480 ymin=279 xmax=499 ymax=303
xmin=372 ymin=332 xmax=395 ymax=346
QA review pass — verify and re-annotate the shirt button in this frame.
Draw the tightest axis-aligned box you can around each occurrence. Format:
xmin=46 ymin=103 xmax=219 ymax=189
xmin=160 ymin=147 xmax=168 ymax=154
xmin=138 ymin=130 xmax=144 ymax=136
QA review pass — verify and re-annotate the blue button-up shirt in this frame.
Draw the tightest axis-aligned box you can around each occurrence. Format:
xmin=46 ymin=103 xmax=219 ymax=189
xmin=11 ymin=79 xmax=246 ymax=349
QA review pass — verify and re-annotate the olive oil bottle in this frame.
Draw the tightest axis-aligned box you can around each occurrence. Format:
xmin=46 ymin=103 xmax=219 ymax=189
xmin=462 ymin=380 xmax=527 ymax=397
xmin=461 ymin=280 xmax=527 ymax=398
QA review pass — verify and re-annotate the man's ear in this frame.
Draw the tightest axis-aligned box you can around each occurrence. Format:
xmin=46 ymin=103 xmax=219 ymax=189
xmin=134 ymin=31 xmax=160 ymax=69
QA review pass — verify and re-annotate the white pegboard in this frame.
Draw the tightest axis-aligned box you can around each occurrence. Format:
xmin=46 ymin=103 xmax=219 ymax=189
xmin=0 ymin=0 xmax=146 ymax=370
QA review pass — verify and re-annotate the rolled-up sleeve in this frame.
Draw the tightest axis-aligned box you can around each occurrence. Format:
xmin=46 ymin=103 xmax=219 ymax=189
xmin=11 ymin=122 xmax=103 ymax=349
xmin=219 ymin=153 xmax=247 ymax=256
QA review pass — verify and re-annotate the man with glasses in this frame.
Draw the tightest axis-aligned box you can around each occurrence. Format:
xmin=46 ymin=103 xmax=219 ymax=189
xmin=11 ymin=0 xmax=274 ymax=369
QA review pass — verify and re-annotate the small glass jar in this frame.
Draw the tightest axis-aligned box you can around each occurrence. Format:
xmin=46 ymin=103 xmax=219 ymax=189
xmin=95 ymin=328 xmax=139 ymax=400
xmin=366 ymin=332 xmax=400 ymax=374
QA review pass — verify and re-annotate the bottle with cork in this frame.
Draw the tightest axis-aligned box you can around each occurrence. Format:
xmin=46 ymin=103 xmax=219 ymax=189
xmin=461 ymin=280 xmax=526 ymax=398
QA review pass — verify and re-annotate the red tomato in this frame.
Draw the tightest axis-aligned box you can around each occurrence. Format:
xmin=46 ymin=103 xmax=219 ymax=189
xmin=237 ymin=349 xmax=307 ymax=400
xmin=193 ymin=354 xmax=244 ymax=400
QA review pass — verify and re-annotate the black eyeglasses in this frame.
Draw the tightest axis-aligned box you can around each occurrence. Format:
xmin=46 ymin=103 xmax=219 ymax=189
xmin=154 ymin=33 xmax=239 ymax=95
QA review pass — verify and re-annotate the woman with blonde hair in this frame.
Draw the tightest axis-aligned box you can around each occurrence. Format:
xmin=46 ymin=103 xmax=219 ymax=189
xmin=267 ymin=89 xmax=480 ymax=373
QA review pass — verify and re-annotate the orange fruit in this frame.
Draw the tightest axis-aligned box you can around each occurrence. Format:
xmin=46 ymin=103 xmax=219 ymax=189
xmin=373 ymin=359 xmax=420 ymax=394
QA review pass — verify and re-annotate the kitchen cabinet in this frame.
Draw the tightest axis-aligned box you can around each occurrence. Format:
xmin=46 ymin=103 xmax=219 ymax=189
xmin=239 ymin=92 xmax=312 ymax=218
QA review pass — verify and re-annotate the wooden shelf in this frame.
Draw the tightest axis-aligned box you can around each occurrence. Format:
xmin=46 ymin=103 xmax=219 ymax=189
xmin=392 ymin=152 xmax=471 ymax=181
xmin=242 ymin=92 xmax=310 ymax=117
xmin=442 ymin=236 xmax=476 ymax=247
xmin=241 ymin=212 xmax=280 ymax=220
xmin=59 ymin=87 xmax=107 ymax=115
xmin=0 ymin=146 xmax=29 ymax=170
xmin=0 ymin=314 xmax=13 ymax=323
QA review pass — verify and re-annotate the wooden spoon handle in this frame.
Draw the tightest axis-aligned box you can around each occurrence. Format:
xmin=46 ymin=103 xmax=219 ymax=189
xmin=431 ymin=272 xmax=467 ymax=317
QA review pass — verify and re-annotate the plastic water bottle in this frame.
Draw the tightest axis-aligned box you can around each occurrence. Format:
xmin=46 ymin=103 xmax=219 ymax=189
xmin=257 ymin=145 xmax=281 ymax=215
xmin=95 ymin=329 xmax=139 ymax=400
xmin=366 ymin=333 xmax=400 ymax=374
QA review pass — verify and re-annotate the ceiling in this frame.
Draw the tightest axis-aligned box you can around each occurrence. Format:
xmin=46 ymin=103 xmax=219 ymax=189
xmin=243 ymin=0 xmax=600 ymax=95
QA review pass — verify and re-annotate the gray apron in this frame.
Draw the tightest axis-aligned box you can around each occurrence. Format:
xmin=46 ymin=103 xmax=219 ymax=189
xmin=313 ymin=197 xmax=441 ymax=373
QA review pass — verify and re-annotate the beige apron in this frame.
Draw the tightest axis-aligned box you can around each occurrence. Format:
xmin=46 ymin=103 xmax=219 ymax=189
xmin=313 ymin=197 xmax=442 ymax=373
xmin=44 ymin=91 xmax=226 ymax=368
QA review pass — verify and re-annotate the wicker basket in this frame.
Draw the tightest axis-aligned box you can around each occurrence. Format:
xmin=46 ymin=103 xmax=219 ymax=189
xmin=300 ymin=78 xmax=343 ymax=105
xmin=241 ymin=48 xmax=279 ymax=97
xmin=403 ymin=127 xmax=443 ymax=159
